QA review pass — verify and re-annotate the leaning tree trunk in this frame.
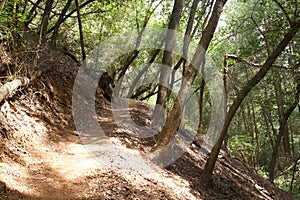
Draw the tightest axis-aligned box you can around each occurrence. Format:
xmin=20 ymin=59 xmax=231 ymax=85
xmin=24 ymin=0 xmax=43 ymax=27
xmin=115 ymin=1 xmax=162 ymax=97
xmin=201 ymin=21 xmax=300 ymax=186
xmin=0 ymin=72 xmax=41 ymax=103
xmin=290 ymin=157 xmax=300 ymax=192
xmin=127 ymin=47 xmax=162 ymax=98
xmin=151 ymin=0 xmax=184 ymax=128
xmin=155 ymin=0 xmax=227 ymax=148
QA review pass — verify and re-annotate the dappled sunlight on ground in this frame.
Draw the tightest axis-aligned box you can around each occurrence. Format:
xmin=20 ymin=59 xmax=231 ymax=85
xmin=1 ymin=105 xmax=197 ymax=199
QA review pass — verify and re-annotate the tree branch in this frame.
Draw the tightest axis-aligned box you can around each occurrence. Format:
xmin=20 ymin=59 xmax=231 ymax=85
xmin=227 ymin=54 xmax=299 ymax=71
xmin=47 ymin=0 xmax=97 ymax=34
xmin=272 ymin=0 xmax=291 ymax=24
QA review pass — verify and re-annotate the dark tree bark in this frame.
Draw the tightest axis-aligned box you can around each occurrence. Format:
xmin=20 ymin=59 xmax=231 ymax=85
xmin=197 ymin=78 xmax=206 ymax=134
xmin=51 ymin=0 xmax=73 ymax=48
xmin=269 ymin=79 xmax=300 ymax=182
xmin=261 ymin=105 xmax=275 ymax=150
xmin=47 ymin=0 xmax=96 ymax=34
xmin=117 ymin=50 xmax=140 ymax=85
xmin=152 ymin=0 xmax=184 ymax=128
xmin=170 ymin=0 xmax=201 ymax=99
xmin=75 ymin=0 xmax=86 ymax=61
xmin=140 ymin=88 xmax=158 ymax=101
xmin=222 ymin=55 xmax=229 ymax=148
xmin=290 ymin=157 xmax=300 ymax=192
xmin=127 ymin=47 xmax=162 ymax=98
xmin=182 ymin=0 xmax=201 ymax=70
xmin=115 ymin=1 xmax=163 ymax=96
xmin=274 ymin=79 xmax=291 ymax=156
xmin=201 ymin=21 xmax=300 ymax=186
xmin=250 ymin=98 xmax=260 ymax=167
xmin=155 ymin=0 xmax=227 ymax=148
xmin=282 ymin=125 xmax=291 ymax=155
xmin=39 ymin=0 xmax=54 ymax=42
xmin=130 ymin=84 xmax=152 ymax=99
xmin=24 ymin=0 xmax=43 ymax=27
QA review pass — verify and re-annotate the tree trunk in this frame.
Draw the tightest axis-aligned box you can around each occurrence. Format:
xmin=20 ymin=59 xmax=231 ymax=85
xmin=269 ymin=80 xmax=300 ymax=182
xmin=181 ymin=0 xmax=201 ymax=74
xmin=261 ymin=104 xmax=275 ymax=150
xmin=0 ymin=72 xmax=41 ymax=103
xmin=151 ymin=0 xmax=184 ymax=128
xmin=223 ymin=55 xmax=229 ymax=148
xmin=242 ymin=106 xmax=251 ymax=137
xmin=246 ymin=102 xmax=255 ymax=166
xmin=39 ymin=0 xmax=54 ymax=42
xmin=197 ymin=78 xmax=206 ymax=134
xmin=75 ymin=0 xmax=86 ymax=61
xmin=282 ymin=125 xmax=291 ymax=156
xmin=170 ymin=0 xmax=207 ymax=90
xmin=201 ymin=22 xmax=300 ymax=186
xmin=115 ymin=3 xmax=160 ymax=96
xmin=262 ymin=89 xmax=277 ymax=147
xmin=47 ymin=0 xmax=96 ymax=34
xmin=273 ymin=79 xmax=291 ymax=156
xmin=290 ymin=157 xmax=300 ymax=192
xmin=155 ymin=0 xmax=227 ymax=148
xmin=117 ymin=50 xmax=140 ymax=82
xmin=127 ymin=48 xmax=162 ymax=98
xmin=24 ymin=0 xmax=43 ymax=27
xmin=251 ymin=98 xmax=260 ymax=168
xmin=51 ymin=0 xmax=73 ymax=48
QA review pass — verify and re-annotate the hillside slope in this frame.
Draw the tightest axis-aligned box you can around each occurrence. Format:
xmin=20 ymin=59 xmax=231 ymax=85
xmin=0 ymin=45 xmax=295 ymax=200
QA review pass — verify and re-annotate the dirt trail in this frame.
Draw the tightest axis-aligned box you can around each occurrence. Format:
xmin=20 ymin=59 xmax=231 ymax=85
xmin=0 ymin=90 xmax=198 ymax=200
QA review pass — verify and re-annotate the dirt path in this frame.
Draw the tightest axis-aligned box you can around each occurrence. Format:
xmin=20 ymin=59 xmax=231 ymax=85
xmin=1 ymin=140 xmax=197 ymax=199
xmin=0 ymin=97 xmax=198 ymax=199
xmin=1 ymin=93 xmax=294 ymax=200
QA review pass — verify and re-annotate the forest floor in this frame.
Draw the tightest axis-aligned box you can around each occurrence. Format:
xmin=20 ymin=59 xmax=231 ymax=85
xmin=0 ymin=44 xmax=296 ymax=199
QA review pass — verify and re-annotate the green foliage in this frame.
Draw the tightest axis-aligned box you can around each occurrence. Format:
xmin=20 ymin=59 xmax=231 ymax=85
xmin=275 ymin=169 xmax=300 ymax=200
xmin=212 ymin=0 xmax=300 ymax=198
xmin=0 ymin=0 xmax=26 ymax=41
xmin=229 ymin=135 xmax=255 ymax=159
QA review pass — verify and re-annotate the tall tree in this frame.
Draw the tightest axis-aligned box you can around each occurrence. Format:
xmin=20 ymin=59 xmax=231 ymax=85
xmin=75 ymin=0 xmax=86 ymax=61
xmin=115 ymin=0 xmax=163 ymax=96
xmin=201 ymin=20 xmax=300 ymax=186
xmin=269 ymin=78 xmax=300 ymax=182
xmin=155 ymin=0 xmax=228 ymax=148
xmin=151 ymin=0 xmax=185 ymax=128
